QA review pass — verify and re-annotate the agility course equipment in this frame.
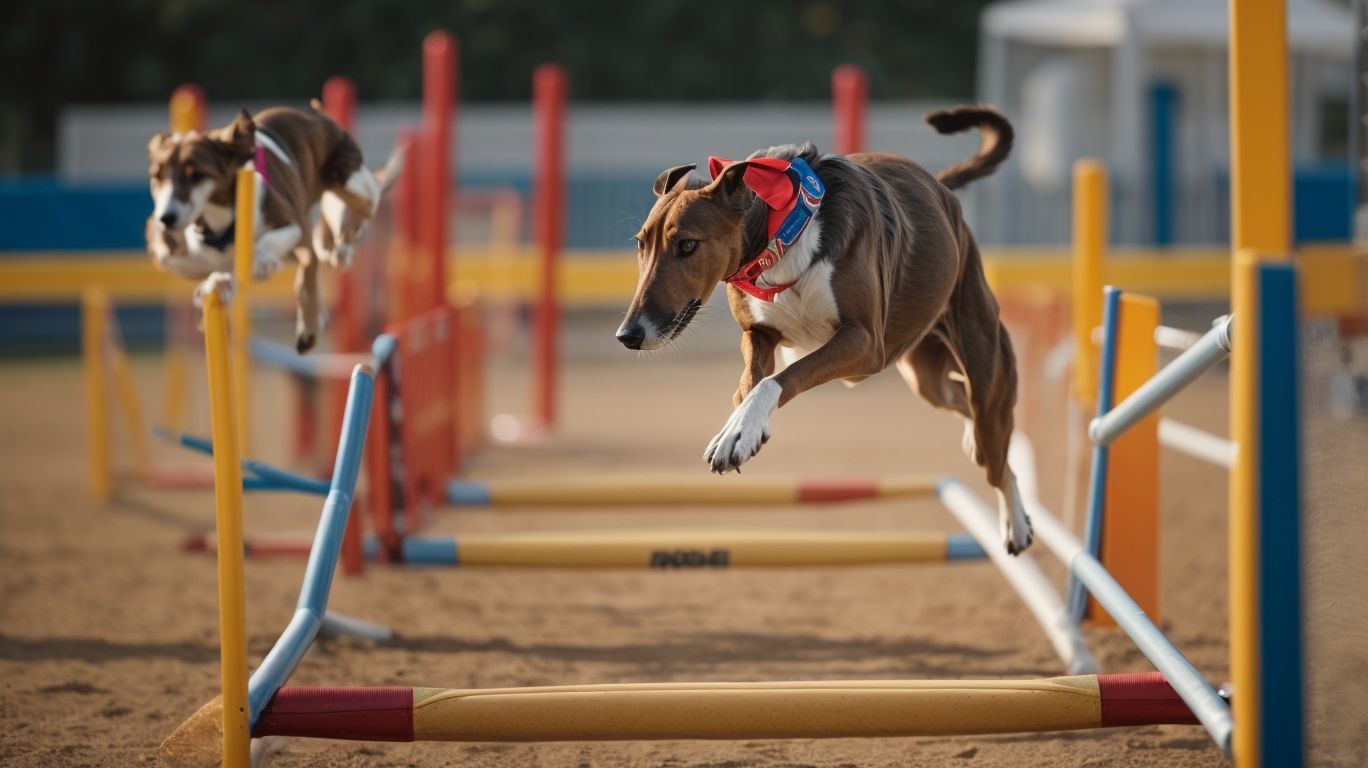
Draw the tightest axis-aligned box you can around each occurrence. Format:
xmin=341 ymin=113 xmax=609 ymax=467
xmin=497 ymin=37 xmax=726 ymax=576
xmin=161 ymin=286 xmax=1206 ymax=768
xmin=245 ymin=673 xmax=1201 ymax=743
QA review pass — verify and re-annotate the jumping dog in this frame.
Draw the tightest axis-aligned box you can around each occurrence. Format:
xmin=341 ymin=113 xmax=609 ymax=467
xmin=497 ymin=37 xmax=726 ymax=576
xmin=146 ymin=106 xmax=401 ymax=352
xmin=617 ymin=106 xmax=1030 ymax=554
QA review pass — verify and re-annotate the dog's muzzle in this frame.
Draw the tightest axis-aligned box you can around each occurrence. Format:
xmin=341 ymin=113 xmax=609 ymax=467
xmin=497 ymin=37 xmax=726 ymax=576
xmin=615 ymin=323 xmax=646 ymax=350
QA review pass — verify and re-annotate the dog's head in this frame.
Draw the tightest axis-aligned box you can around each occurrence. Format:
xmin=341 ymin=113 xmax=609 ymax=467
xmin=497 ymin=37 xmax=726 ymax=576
xmin=148 ymin=109 xmax=256 ymax=230
xmin=616 ymin=161 xmax=758 ymax=350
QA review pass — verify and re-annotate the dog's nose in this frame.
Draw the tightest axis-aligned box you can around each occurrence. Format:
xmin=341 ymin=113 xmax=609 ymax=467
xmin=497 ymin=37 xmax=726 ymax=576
xmin=159 ymin=211 xmax=178 ymax=227
xmin=616 ymin=324 xmax=645 ymax=350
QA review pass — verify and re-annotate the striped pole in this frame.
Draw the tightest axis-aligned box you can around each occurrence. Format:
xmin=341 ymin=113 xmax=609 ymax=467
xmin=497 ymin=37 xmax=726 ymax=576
xmin=252 ymin=673 xmax=1201 ymax=743
xmin=446 ymin=474 xmax=936 ymax=507
xmin=202 ymin=285 xmax=251 ymax=768
xmin=190 ymin=528 xmax=985 ymax=568
xmin=1229 ymin=1 xmax=1300 ymax=765
xmin=374 ymin=529 xmax=983 ymax=568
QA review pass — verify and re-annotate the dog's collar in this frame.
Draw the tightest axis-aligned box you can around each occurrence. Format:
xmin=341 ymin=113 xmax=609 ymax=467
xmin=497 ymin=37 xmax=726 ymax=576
xmin=197 ymin=218 xmax=235 ymax=251
xmin=253 ymin=129 xmax=293 ymax=188
xmin=706 ymin=155 xmax=824 ymax=302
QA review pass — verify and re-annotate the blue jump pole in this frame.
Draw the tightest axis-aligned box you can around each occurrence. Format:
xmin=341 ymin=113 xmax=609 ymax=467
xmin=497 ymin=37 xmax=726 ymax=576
xmin=245 ymin=364 xmax=374 ymax=725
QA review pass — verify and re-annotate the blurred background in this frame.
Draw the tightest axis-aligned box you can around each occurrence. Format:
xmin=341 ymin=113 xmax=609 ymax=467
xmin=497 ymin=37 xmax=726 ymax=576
xmin=2 ymin=3 xmax=1366 ymax=765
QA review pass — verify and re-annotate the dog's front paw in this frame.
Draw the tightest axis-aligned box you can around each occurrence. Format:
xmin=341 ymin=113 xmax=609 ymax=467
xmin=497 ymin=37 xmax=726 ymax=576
xmin=324 ymin=242 xmax=354 ymax=269
xmin=296 ymin=333 xmax=317 ymax=354
xmin=703 ymin=378 xmax=781 ymax=474
xmin=194 ymin=272 xmax=236 ymax=309
xmin=251 ymin=249 xmax=283 ymax=281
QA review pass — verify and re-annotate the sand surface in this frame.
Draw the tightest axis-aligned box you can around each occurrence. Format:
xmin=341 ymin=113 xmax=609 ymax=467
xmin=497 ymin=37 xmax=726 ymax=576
xmin=0 ymin=314 xmax=1242 ymax=767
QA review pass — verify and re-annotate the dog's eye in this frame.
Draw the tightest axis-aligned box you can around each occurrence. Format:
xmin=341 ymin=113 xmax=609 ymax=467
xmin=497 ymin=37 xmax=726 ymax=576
xmin=678 ymin=239 xmax=699 ymax=256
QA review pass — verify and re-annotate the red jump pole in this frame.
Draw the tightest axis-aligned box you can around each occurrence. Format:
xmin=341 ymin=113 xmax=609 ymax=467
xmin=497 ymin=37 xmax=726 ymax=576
xmin=421 ymin=31 xmax=460 ymax=477
xmin=831 ymin=65 xmax=868 ymax=155
xmin=420 ymin=31 xmax=457 ymax=316
xmin=322 ymin=76 xmax=366 ymax=576
xmin=531 ymin=63 xmax=566 ymax=433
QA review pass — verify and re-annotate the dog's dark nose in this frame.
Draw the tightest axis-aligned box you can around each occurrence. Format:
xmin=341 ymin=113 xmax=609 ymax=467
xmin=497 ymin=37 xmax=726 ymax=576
xmin=159 ymin=211 xmax=177 ymax=227
xmin=616 ymin=324 xmax=645 ymax=350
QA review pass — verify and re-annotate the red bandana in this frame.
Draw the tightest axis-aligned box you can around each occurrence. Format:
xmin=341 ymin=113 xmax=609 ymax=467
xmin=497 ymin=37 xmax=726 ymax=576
xmin=707 ymin=155 xmax=822 ymax=301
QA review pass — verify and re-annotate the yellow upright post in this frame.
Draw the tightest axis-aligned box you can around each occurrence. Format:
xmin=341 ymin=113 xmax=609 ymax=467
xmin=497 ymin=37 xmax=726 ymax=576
xmin=232 ymin=168 xmax=255 ymax=455
xmin=168 ymin=87 xmax=203 ymax=134
xmin=1229 ymin=1 xmax=1291 ymax=765
xmin=164 ymin=86 xmax=202 ymax=430
xmin=163 ymin=288 xmax=189 ymax=433
xmin=1071 ymin=159 xmax=1107 ymax=405
xmin=202 ymin=285 xmax=251 ymax=768
xmin=82 ymin=289 xmax=112 ymax=502
xmin=1091 ymin=293 xmax=1161 ymax=627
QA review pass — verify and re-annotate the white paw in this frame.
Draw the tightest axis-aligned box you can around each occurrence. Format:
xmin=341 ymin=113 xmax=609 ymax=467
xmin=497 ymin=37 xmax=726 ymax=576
xmin=327 ymin=242 xmax=354 ymax=268
xmin=251 ymin=248 xmax=282 ymax=281
xmin=704 ymin=378 xmax=780 ymax=474
xmin=998 ymin=477 xmax=1034 ymax=555
xmin=194 ymin=272 xmax=236 ymax=308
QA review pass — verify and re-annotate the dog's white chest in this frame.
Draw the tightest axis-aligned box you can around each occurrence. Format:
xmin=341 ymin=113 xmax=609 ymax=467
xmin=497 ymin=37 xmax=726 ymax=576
xmin=745 ymin=259 xmax=839 ymax=361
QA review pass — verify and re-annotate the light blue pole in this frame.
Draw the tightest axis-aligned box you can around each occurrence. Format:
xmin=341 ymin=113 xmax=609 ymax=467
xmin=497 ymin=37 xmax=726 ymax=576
xmin=246 ymin=365 xmax=374 ymax=725
xmin=1088 ymin=315 xmax=1233 ymax=447
xmin=1068 ymin=287 xmax=1122 ymax=621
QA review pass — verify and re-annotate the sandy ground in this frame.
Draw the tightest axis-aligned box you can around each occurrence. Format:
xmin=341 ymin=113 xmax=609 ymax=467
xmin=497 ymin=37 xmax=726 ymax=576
xmin=0 ymin=310 xmax=1245 ymax=767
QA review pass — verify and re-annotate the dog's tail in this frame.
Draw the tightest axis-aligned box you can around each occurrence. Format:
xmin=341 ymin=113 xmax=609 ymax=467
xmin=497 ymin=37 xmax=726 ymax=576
xmin=373 ymin=141 xmax=405 ymax=195
xmin=926 ymin=105 xmax=1013 ymax=191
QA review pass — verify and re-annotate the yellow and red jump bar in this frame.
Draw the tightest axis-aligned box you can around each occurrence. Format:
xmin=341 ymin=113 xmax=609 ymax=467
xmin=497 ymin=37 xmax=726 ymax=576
xmin=445 ymin=474 xmax=936 ymax=507
xmin=251 ymin=672 xmax=1203 ymax=742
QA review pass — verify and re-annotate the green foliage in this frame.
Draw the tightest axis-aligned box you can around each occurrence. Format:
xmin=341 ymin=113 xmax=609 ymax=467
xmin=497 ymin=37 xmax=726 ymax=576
xmin=0 ymin=0 xmax=992 ymax=171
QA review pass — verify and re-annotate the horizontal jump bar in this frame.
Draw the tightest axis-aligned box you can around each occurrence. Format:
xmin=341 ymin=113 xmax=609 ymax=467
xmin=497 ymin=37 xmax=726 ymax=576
xmin=1089 ymin=315 xmax=1232 ymax=447
xmin=249 ymin=673 xmax=1200 ymax=742
xmin=446 ymin=474 xmax=937 ymax=507
xmin=186 ymin=529 xmax=986 ymax=567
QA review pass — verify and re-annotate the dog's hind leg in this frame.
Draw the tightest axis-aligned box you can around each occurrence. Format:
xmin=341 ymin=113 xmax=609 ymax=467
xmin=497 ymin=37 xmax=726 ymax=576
xmin=293 ymin=246 xmax=321 ymax=353
xmin=901 ymin=321 xmax=1030 ymax=555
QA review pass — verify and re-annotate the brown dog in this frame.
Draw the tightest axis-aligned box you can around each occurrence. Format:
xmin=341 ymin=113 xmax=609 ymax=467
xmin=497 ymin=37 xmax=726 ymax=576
xmin=617 ymin=106 xmax=1030 ymax=554
xmin=147 ymin=106 xmax=400 ymax=352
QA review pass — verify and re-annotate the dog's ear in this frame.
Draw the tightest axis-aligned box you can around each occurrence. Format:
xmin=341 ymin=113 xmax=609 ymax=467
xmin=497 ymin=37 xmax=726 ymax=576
xmin=148 ymin=131 xmax=174 ymax=159
xmin=218 ymin=109 xmax=256 ymax=161
xmin=704 ymin=160 xmax=755 ymax=211
xmin=652 ymin=164 xmax=698 ymax=197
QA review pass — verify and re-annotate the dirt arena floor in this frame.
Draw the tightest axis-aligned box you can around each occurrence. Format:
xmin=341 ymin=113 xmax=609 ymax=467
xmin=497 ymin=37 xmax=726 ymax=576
xmin=0 ymin=309 xmax=1246 ymax=767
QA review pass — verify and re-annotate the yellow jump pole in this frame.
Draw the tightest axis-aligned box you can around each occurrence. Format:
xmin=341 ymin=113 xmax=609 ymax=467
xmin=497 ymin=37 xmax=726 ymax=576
xmin=163 ymin=85 xmax=204 ymax=432
xmin=1066 ymin=159 xmax=1107 ymax=524
xmin=1229 ymin=1 xmax=1293 ymax=766
xmin=82 ymin=288 xmax=112 ymax=502
xmin=202 ymin=282 xmax=252 ymax=768
xmin=1071 ymin=158 xmax=1107 ymax=405
xmin=400 ymin=528 xmax=982 ymax=568
xmin=448 ymin=474 xmax=937 ymax=507
xmin=244 ymin=673 xmax=1203 ymax=744
xmin=232 ymin=168 xmax=255 ymax=456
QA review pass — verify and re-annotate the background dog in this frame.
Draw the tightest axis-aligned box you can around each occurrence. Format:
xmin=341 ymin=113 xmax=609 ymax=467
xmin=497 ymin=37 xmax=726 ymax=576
xmin=617 ymin=106 xmax=1030 ymax=554
xmin=146 ymin=106 xmax=400 ymax=352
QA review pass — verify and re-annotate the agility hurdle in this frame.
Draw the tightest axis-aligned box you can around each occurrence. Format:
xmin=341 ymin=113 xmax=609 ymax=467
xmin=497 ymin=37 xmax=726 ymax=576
xmin=160 ymin=293 xmax=1202 ymax=767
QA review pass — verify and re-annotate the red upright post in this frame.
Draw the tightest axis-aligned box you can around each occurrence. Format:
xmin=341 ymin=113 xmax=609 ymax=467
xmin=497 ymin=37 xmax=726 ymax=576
xmin=420 ymin=31 xmax=457 ymax=316
xmin=831 ymin=65 xmax=868 ymax=155
xmin=392 ymin=130 xmax=421 ymax=323
xmin=531 ymin=64 xmax=566 ymax=433
xmin=322 ymin=76 xmax=366 ymax=576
